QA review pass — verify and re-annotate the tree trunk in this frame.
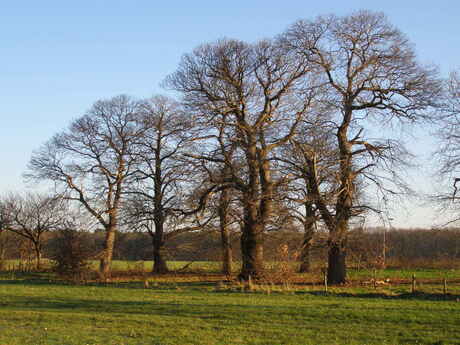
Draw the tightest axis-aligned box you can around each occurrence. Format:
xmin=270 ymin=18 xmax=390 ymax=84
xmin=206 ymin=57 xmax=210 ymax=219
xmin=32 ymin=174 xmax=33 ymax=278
xmin=299 ymin=235 xmax=313 ymax=273
xmin=238 ymin=136 xmax=266 ymax=281
xmin=239 ymin=221 xmax=264 ymax=281
xmin=219 ymin=188 xmax=232 ymax=275
xmin=151 ymin=134 xmax=169 ymax=275
xmin=299 ymin=200 xmax=315 ymax=273
xmin=151 ymin=226 xmax=168 ymax=274
xmin=327 ymin=238 xmax=346 ymax=284
xmin=100 ymin=225 xmax=116 ymax=278
xmin=152 ymin=243 xmax=168 ymax=274
xmin=327 ymin=115 xmax=352 ymax=284
xmin=221 ymin=228 xmax=232 ymax=275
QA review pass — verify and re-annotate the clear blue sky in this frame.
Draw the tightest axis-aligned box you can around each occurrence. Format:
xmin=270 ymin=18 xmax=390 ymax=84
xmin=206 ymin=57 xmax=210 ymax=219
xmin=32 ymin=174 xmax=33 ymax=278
xmin=1 ymin=0 xmax=459 ymax=227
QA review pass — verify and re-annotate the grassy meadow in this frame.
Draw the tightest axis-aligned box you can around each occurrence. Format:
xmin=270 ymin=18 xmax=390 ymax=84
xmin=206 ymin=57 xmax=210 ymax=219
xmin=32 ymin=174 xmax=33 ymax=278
xmin=0 ymin=262 xmax=459 ymax=345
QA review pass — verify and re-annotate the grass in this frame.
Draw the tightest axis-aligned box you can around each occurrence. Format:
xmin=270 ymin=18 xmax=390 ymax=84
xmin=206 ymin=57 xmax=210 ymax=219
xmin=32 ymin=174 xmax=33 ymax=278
xmin=108 ymin=260 xmax=224 ymax=273
xmin=0 ymin=269 xmax=459 ymax=345
xmin=1 ymin=259 xmax=225 ymax=274
xmin=5 ymin=258 xmax=459 ymax=277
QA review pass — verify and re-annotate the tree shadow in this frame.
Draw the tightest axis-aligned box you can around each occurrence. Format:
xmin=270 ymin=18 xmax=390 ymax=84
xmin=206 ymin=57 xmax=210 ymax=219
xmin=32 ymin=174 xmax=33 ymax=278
xmin=0 ymin=293 xmax=262 ymax=322
xmin=0 ymin=274 xmax=61 ymax=286
xmin=305 ymin=290 xmax=460 ymax=301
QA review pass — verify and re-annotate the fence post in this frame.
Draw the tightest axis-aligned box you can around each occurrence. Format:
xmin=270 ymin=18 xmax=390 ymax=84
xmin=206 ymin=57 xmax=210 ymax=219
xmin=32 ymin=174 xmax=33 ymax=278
xmin=443 ymin=277 xmax=447 ymax=296
xmin=323 ymin=268 xmax=328 ymax=293
xmin=411 ymin=274 xmax=416 ymax=294
xmin=373 ymin=269 xmax=377 ymax=289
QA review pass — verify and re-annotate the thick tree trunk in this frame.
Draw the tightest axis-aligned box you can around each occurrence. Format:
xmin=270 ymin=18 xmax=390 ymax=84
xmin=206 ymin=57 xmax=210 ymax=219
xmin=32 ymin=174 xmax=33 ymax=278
xmin=219 ymin=188 xmax=232 ymax=275
xmin=150 ymin=134 xmax=169 ymax=275
xmin=100 ymin=225 xmax=116 ymax=278
xmin=326 ymin=113 xmax=352 ymax=284
xmin=221 ymin=228 xmax=232 ymax=275
xmin=299 ymin=200 xmax=315 ymax=273
xmin=151 ymin=225 xmax=168 ymax=274
xmin=327 ymin=238 xmax=347 ymax=284
xmin=237 ymin=136 xmax=267 ymax=281
xmin=299 ymin=235 xmax=313 ymax=273
xmin=152 ymin=243 xmax=168 ymax=274
xmin=221 ymin=236 xmax=233 ymax=275
xmin=239 ymin=221 xmax=264 ymax=281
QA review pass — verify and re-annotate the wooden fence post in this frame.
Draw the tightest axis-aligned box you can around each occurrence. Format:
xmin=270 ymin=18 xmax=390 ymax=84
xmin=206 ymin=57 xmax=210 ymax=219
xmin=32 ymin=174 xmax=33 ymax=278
xmin=411 ymin=274 xmax=416 ymax=294
xmin=373 ymin=269 xmax=377 ymax=289
xmin=323 ymin=268 xmax=328 ymax=293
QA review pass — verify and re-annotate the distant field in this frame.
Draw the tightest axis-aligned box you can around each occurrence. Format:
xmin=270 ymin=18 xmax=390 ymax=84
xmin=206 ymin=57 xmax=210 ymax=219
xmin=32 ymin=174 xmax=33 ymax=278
xmin=1 ymin=259 xmax=224 ymax=273
xmin=0 ymin=270 xmax=459 ymax=345
xmin=108 ymin=260 xmax=225 ymax=273
xmin=4 ymin=258 xmax=460 ymax=272
xmin=3 ymin=259 xmax=460 ymax=284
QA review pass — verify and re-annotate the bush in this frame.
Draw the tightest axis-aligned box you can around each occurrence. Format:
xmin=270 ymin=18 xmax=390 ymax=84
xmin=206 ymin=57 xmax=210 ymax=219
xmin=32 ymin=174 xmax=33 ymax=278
xmin=49 ymin=229 xmax=94 ymax=283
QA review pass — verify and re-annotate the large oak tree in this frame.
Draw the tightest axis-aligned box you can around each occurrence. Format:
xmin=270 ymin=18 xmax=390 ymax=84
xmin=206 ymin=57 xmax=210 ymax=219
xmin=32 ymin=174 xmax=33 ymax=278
xmin=283 ymin=11 xmax=442 ymax=283
xmin=166 ymin=38 xmax=316 ymax=279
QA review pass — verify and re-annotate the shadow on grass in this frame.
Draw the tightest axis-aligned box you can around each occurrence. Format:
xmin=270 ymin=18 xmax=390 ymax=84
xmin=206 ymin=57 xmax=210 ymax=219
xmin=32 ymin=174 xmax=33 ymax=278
xmin=1 ymin=273 xmax=459 ymax=302
xmin=112 ymin=280 xmax=218 ymax=289
xmin=0 ymin=272 xmax=60 ymax=285
xmin=2 ymin=286 xmax=459 ymax=335
xmin=0 ymin=292 xmax=261 ymax=323
xmin=0 ymin=271 xmax=222 ymax=289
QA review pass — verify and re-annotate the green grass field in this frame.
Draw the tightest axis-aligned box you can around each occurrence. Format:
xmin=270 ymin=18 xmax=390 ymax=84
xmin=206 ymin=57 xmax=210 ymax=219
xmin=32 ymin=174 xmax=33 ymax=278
xmin=0 ymin=265 xmax=459 ymax=345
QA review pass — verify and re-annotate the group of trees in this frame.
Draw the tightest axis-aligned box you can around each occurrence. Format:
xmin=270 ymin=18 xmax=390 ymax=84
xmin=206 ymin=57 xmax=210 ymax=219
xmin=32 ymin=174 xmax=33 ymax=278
xmin=2 ymin=10 xmax=458 ymax=284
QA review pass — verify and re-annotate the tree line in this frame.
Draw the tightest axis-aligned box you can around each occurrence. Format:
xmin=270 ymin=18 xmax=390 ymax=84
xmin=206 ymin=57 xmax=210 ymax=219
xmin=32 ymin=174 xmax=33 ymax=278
xmin=1 ymin=10 xmax=459 ymax=284
xmin=1 ymin=226 xmax=460 ymax=271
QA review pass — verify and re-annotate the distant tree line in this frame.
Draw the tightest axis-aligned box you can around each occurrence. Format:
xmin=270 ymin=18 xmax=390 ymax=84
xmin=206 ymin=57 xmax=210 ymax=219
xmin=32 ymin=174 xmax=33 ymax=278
xmin=2 ymin=10 xmax=460 ymax=283
xmin=1 ymin=227 xmax=460 ymax=271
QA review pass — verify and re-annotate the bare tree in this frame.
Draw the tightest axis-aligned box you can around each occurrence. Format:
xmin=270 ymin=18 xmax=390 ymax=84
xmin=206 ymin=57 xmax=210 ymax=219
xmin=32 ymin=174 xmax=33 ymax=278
xmin=166 ymin=38 xmax=316 ymax=280
xmin=193 ymin=166 xmax=239 ymax=275
xmin=27 ymin=95 xmax=145 ymax=277
xmin=124 ymin=95 xmax=197 ymax=274
xmin=1 ymin=192 xmax=66 ymax=270
xmin=0 ymin=198 xmax=12 ymax=265
xmin=182 ymin=122 xmax=241 ymax=276
xmin=434 ymin=70 xmax=460 ymax=220
xmin=283 ymin=11 xmax=442 ymax=283
xmin=279 ymin=121 xmax=338 ymax=272
xmin=0 ymin=199 xmax=10 ymax=231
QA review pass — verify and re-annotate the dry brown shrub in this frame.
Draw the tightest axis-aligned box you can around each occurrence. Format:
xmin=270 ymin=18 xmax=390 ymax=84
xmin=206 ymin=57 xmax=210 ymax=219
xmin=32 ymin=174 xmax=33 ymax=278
xmin=50 ymin=229 xmax=95 ymax=284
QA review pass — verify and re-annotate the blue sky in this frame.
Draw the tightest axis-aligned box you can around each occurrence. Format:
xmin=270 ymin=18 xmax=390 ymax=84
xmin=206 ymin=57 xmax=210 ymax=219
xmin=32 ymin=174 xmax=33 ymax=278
xmin=1 ymin=0 xmax=459 ymax=227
